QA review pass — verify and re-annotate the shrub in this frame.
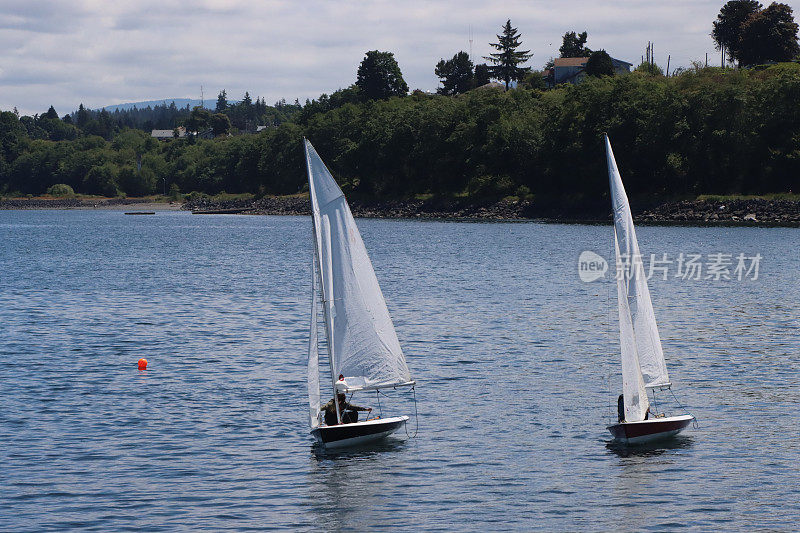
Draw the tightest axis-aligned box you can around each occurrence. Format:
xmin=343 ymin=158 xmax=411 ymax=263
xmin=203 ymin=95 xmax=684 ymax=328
xmin=634 ymin=62 xmax=664 ymax=76
xmin=46 ymin=183 xmax=75 ymax=197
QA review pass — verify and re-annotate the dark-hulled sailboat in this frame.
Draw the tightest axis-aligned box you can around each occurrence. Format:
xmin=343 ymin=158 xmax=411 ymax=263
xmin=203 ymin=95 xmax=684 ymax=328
xmin=604 ymin=134 xmax=695 ymax=445
xmin=304 ymin=139 xmax=415 ymax=449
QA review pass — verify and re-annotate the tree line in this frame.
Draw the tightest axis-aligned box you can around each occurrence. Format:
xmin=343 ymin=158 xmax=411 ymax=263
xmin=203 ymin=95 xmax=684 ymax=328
xmin=1 ymin=4 xmax=799 ymax=204
xmin=3 ymin=62 xmax=800 ymax=204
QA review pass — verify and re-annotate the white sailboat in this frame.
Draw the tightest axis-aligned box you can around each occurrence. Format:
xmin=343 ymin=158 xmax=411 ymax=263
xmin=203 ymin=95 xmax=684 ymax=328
xmin=604 ymin=134 xmax=695 ymax=445
xmin=304 ymin=138 xmax=415 ymax=449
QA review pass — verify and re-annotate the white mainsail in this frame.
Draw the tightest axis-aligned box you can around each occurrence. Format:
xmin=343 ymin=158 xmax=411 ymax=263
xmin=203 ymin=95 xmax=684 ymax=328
xmin=606 ymin=134 xmax=670 ymax=420
xmin=307 ymin=245 xmax=321 ymax=429
xmin=304 ymin=139 xmax=412 ymax=394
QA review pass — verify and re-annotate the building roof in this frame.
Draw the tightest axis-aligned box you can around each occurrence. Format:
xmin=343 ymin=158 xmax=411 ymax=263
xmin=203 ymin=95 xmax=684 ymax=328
xmin=554 ymin=56 xmax=633 ymax=68
xmin=474 ymin=81 xmax=506 ymax=91
xmin=554 ymin=57 xmax=589 ymax=67
xmin=151 ymin=126 xmax=186 ymax=139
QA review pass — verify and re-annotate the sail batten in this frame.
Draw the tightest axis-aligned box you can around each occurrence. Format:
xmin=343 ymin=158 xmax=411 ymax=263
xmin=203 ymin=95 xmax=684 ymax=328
xmin=606 ymin=134 xmax=670 ymax=421
xmin=305 ymin=139 xmax=412 ymax=397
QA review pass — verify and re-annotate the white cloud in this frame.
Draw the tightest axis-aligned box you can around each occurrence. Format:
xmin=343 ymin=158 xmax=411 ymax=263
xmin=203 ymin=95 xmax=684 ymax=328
xmin=1 ymin=0 xmax=799 ymax=115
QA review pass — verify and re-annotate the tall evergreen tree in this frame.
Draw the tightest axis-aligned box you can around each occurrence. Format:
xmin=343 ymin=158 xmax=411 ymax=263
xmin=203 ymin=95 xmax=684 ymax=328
xmin=484 ymin=19 xmax=532 ymax=89
xmin=75 ymin=104 xmax=91 ymax=127
xmin=473 ymin=63 xmax=491 ymax=86
xmin=215 ymin=90 xmax=228 ymax=112
xmin=44 ymin=106 xmax=59 ymax=120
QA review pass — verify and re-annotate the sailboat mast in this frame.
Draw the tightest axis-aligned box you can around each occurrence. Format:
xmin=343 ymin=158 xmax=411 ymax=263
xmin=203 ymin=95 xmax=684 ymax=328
xmin=305 ymin=139 xmax=343 ymax=425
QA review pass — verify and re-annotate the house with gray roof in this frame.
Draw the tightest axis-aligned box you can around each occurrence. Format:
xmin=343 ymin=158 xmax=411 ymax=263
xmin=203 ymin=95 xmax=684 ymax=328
xmin=552 ymin=56 xmax=633 ymax=85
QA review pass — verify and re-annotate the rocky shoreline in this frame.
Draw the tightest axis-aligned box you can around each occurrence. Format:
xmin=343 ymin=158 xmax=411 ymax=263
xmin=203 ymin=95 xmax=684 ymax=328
xmin=185 ymin=195 xmax=800 ymax=226
xmin=3 ymin=196 xmax=799 ymax=226
xmin=639 ymin=198 xmax=800 ymax=225
xmin=184 ymin=195 xmax=541 ymax=220
xmin=0 ymin=198 xmax=180 ymax=210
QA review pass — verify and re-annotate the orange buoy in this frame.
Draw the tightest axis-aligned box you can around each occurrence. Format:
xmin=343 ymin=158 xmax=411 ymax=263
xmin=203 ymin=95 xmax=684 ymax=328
xmin=138 ymin=358 xmax=148 ymax=370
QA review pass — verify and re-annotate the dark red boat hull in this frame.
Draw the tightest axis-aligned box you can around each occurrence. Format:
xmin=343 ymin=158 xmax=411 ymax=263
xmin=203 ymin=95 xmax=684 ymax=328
xmin=608 ymin=415 xmax=694 ymax=444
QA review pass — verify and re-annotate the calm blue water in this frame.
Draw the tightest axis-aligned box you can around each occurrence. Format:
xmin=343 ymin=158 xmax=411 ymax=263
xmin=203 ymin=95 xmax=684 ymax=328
xmin=1 ymin=210 xmax=798 ymax=531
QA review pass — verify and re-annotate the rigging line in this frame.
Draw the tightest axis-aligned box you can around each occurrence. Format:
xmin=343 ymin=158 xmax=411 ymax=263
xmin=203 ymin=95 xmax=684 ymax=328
xmin=404 ymin=386 xmax=419 ymax=439
xmin=668 ymin=387 xmax=699 ymax=428
xmin=651 ymin=387 xmax=660 ymax=416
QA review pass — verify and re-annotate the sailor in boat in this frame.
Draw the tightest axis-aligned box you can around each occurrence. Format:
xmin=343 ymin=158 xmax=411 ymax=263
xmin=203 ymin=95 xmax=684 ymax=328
xmin=320 ymin=393 xmax=373 ymax=425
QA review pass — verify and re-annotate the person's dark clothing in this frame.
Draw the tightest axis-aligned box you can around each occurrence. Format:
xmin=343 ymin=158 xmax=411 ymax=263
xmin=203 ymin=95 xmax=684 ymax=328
xmin=321 ymin=398 xmax=368 ymax=426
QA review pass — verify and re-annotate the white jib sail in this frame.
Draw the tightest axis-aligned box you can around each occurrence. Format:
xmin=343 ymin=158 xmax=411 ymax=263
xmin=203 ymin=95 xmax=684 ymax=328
xmin=615 ymin=229 xmax=650 ymax=422
xmin=307 ymin=244 xmax=321 ymax=429
xmin=304 ymin=139 xmax=412 ymax=392
xmin=605 ymin=134 xmax=671 ymax=390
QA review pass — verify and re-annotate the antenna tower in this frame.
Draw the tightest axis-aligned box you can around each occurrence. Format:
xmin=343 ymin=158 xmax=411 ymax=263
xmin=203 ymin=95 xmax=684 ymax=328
xmin=469 ymin=25 xmax=474 ymax=62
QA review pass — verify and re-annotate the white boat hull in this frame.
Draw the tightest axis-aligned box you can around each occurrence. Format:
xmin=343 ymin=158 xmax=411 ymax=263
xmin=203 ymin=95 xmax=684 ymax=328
xmin=607 ymin=414 xmax=694 ymax=445
xmin=311 ymin=416 xmax=409 ymax=449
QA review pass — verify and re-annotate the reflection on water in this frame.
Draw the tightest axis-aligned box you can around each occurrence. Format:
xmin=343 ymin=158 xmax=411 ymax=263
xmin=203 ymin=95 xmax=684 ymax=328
xmin=606 ymin=435 xmax=695 ymax=458
xmin=1 ymin=211 xmax=799 ymax=530
xmin=307 ymin=439 xmax=414 ymax=530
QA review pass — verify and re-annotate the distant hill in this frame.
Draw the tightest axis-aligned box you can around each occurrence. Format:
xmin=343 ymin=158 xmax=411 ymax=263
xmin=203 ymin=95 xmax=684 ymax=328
xmin=101 ymin=98 xmax=215 ymax=112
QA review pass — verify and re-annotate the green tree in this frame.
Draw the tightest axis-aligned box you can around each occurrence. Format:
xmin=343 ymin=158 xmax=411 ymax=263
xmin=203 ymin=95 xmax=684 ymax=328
xmin=585 ymin=50 xmax=615 ymax=77
xmin=117 ymin=166 xmax=156 ymax=196
xmin=83 ymin=163 xmax=120 ymax=197
xmin=484 ymin=19 xmax=533 ymax=89
xmin=712 ymin=0 xmax=762 ymax=65
xmin=356 ymin=50 xmax=409 ymax=100
xmin=211 ymin=113 xmax=232 ymax=136
xmin=185 ymin=106 xmax=212 ymax=132
xmin=739 ymin=2 xmax=800 ymax=65
xmin=435 ymin=51 xmax=474 ymax=95
xmin=215 ymin=90 xmax=228 ymax=112
xmin=474 ymin=63 xmax=491 ymax=86
xmin=520 ymin=70 xmax=547 ymax=89
xmin=44 ymin=106 xmax=59 ymax=120
xmin=0 ymin=111 xmax=28 ymax=163
xmin=559 ymin=31 xmax=591 ymax=57
xmin=75 ymin=104 xmax=91 ymax=128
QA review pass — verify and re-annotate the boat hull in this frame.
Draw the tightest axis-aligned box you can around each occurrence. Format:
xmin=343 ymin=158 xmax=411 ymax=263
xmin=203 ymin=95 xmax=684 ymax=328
xmin=311 ymin=416 xmax=408 ymax=449
xmin=607 ymin=414 xmax=694 ymax=445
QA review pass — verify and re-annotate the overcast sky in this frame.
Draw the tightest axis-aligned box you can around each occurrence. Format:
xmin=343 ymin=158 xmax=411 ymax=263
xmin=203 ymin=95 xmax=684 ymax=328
xmin=3 ymin=0 xmax=800 ymax=116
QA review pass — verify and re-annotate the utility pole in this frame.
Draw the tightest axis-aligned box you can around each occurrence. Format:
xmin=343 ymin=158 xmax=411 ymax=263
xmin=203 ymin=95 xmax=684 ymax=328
xmin=666 ymin=55 xmax=670 ymax=76
xmin=200 ymin=85 xmax=204 ymax=108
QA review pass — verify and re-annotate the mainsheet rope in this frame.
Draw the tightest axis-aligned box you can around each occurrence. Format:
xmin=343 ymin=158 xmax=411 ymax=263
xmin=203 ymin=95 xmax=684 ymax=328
xmin=373 ymin=387 xmax=419 ymax=438
xmin=669 ymin=386 xmax=699 ymax=428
